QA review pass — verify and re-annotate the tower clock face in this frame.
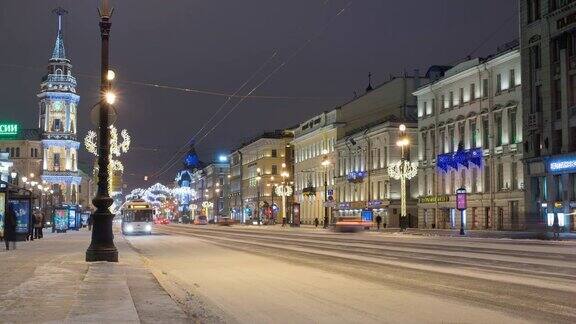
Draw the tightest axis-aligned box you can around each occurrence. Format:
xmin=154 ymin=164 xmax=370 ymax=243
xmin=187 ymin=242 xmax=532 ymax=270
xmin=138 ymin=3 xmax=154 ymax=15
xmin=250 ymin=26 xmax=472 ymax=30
xmin=53 ymin=101 xmax=63 ymax=111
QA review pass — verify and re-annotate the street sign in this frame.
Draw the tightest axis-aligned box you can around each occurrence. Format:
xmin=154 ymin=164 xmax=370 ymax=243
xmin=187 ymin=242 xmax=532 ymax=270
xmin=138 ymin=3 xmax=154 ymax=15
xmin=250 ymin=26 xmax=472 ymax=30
xmin=90 ymin=104 xmax=117 ymax=127
xmin=324 ymin=201 xmax=337 ymax=208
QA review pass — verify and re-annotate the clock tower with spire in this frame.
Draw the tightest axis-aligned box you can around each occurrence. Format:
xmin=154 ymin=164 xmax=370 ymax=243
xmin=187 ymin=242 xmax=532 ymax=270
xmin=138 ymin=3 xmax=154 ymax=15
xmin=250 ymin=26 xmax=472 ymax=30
xmin=38 ymin=8 xmax=81 ymax=205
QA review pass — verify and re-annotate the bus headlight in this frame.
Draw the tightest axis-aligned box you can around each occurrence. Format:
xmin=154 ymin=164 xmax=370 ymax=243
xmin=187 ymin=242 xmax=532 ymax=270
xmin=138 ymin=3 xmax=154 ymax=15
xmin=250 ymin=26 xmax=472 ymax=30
xmin=145 ymin=224 xmax=152 ymax=232
xmin=125 ymin=224 xmax=134 ymax=232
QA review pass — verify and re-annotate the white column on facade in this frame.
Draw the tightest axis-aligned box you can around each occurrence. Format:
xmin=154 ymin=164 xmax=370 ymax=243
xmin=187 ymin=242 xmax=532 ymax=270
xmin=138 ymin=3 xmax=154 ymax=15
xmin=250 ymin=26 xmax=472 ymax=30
xmin=560 ymin=48 xmax=570 ymax=153
xmin=502 ymin=108 xmax=510 ymax=145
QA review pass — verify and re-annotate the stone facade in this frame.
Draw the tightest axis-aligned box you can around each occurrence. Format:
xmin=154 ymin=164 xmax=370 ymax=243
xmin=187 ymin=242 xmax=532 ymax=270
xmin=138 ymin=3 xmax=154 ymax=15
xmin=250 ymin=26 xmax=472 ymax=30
xmin=520 ymin=0 xmax=576 ymax=232
xmin=415 ymin=48 xmax=526 ymax=230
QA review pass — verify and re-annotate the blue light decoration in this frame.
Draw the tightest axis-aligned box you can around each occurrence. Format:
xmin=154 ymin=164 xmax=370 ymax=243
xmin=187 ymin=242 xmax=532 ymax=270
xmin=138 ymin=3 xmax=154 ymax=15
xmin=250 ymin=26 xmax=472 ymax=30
xmin=546 ymin=154 xmax=576 ymax=173
xmin=347 ymin=171 xmax=367 ymax=183
xmin=437 ymin=148 xmax=483 ymax=172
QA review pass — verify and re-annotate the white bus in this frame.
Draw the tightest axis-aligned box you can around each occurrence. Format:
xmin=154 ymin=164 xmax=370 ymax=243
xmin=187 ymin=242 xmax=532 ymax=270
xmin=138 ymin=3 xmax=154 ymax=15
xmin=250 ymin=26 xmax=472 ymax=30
xmin=121 ymin=199 xmax=154 ymax=235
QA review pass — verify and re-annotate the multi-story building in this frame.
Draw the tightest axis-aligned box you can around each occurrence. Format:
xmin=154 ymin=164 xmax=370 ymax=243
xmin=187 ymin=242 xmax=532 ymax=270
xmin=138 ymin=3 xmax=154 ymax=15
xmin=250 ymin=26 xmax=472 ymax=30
xmin=334 ymin=119 xmax=418 ymax=228
xmin=38 ymin=11 xmax=81 ymax=205
xmin=415 ymin=47 xmax=524 ymax=231
xmin=228 ymin=130 xmax=293 ymax=223
xmin=189 ymin=159 xmax=230 ymax=221
xmin=293 ymin=73 xmax=428 ymax=225
xmin=228 ymin=150 xmax=243 ymax=220
xmin=0 ymin=126 xmax=42 ymax=182
xmin=520 ymin=0 xmax=576 ymax=232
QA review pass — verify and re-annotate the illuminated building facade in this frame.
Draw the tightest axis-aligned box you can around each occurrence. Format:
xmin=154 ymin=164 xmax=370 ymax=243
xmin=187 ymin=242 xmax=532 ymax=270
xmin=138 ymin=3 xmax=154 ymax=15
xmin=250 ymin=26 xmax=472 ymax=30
xmin=334 ymin=119 xmax=418 ymax=228
xmin=415 ymin=48 xmax=525 ymax=230
xmin=294 ymin=74 xmax=426 ymax=225
xmin=520 ymin=0 xmax=576 ymax=232
xmin=38 ymin=9 xmax=81 ymax=205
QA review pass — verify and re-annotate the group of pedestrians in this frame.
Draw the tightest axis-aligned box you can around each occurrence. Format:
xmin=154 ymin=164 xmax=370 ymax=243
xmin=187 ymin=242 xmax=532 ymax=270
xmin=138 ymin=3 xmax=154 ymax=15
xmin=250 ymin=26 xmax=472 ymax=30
xmin=2 ymin=205 xmax=45 ymax=251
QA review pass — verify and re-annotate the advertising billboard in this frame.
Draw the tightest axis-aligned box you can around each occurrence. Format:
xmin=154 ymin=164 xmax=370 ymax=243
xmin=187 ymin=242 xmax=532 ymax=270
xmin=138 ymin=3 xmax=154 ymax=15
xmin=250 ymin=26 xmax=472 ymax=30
xmin=8 ymin=199 xmax=30 ymax=234
xmin=54 ymin=208 xmax=68 ymax=231
xmin=0 ymin=192 xmax=5 ymax=237
xmin=292 ymin=203 xmax=301 ymax=226
xmin=68 ymin=208 xmax=77 ymax=229
xmin=361 ymin=209 xmax=374 ymax=222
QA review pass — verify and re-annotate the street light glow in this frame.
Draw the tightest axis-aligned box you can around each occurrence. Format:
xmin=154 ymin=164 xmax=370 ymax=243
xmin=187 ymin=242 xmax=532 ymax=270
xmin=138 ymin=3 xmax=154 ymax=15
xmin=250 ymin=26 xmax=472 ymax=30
xmin=107 ymin=69 xmax=116 ymax=81
xmin=105 ymin=91 xmax=117 ymax=105
xmin=399 ymin=124 xmax=406 ymax=132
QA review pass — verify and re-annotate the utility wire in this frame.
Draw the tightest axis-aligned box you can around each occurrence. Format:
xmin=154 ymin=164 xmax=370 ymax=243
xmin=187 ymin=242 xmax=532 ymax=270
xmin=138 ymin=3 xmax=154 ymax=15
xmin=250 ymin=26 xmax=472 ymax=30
xmin=151 ymin=1 xmax=354 ymax=180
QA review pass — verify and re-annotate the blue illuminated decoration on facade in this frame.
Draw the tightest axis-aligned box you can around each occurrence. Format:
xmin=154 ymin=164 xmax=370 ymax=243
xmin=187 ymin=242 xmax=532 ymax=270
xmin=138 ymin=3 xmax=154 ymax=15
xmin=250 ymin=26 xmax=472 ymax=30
xmin=347 ymin=170 xmax=367 ymax=183
xmin=437 ymin=148 xmax=483 ymax=172
xmin=546 ymin=154 xmax=576 ymax=173
xmin=42 ymin=139 xmax=80 ymax=149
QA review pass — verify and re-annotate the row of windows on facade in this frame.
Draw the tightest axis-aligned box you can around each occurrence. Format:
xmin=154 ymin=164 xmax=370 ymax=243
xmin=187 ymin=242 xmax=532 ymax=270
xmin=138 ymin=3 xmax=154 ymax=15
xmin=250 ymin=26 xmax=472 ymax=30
xmin=48 ymin=153 xmax=77 ymax=171
xmin=527 ymin=33 xmax=576 ymax=114
xmin=337 ymin=181 xmax=390 ymax=202
xmin=335 ymin=147 xmax=394 ymax=177
xmin=526 ymin=0 xmax=575 ymax=24
xmin=294 ymin=170 xmax=335 ymax=191
xmin=418 ymin=70 xmax=519 ymax=118
xmin=294 ymin=139 xmax=336 ymax=163
xmin=422 ymin=163 xmax=523 ymax=196
xmin=532 ymin=173 xmax=576 ymax=202
xmin=3 ymin=147 xmax=40 ymax=159
xmin=420 ymin=109 xmax=519 ymax=158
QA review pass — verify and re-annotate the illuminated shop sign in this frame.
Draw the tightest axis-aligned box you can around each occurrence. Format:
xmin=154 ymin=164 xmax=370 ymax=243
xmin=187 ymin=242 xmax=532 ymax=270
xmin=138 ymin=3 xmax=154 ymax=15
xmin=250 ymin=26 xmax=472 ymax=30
xmin=418 ymin=195 xmax=450 ymax=204
xmin=347 ymin=171 xmax=367 ymax=183
xmin=0 ymin=123 xmax=19 ymax=137
xmin=547 ymin=155 xmax=576 ymax=173
xmin=437 ymin=148 xmax=483 ymax=172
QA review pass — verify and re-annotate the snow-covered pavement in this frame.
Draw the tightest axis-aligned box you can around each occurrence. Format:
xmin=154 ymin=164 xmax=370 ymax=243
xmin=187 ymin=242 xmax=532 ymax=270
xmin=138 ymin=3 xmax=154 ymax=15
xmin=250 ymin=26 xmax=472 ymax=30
xmin=0 ymin=230 xmax=187 ymax=323
xmin=126 ymin=224 xmax=576 ymax=323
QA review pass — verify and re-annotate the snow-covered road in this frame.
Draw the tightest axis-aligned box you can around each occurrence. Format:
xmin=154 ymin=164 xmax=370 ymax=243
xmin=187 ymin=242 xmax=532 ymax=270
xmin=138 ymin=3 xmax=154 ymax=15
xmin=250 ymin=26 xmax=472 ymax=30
xmin=126 ymin=225 xmax=576 ymax=323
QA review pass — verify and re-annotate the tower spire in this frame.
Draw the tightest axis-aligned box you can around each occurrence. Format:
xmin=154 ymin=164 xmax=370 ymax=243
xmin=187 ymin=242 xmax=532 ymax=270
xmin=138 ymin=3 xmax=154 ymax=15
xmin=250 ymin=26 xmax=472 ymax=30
xmin=51 ymin=7 xmax=68 ymax=61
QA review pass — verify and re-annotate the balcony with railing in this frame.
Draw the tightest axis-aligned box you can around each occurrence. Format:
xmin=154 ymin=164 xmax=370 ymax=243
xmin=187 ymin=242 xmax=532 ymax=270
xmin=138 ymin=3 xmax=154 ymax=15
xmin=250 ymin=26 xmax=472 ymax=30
xmin=42 ymin=74 xmax=77 ymax=86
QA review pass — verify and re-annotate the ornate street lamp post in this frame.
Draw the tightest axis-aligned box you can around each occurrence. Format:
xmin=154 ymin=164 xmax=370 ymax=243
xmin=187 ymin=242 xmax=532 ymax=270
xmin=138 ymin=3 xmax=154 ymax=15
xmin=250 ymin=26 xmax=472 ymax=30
xmin=86 ymin=0 xmax=118 ymax=262
xmin=255 ymin=168 xmax=262 ymax=225
xmin=387 ymin=124 xmax=418 ymax=229
xmin=321 ymin=151 xmax=331 ymax=228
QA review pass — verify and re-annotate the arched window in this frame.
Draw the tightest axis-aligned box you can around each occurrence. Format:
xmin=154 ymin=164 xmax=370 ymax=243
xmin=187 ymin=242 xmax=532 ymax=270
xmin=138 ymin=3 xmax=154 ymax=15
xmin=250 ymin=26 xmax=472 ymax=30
xmin=55 ymin=68 xmax=63 ymax=75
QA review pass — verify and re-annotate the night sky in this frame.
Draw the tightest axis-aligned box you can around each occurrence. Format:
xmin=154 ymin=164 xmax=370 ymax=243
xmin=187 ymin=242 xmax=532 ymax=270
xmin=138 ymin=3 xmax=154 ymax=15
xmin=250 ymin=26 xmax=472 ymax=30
xmin=0 ymin=0 xmax=518 ymax=190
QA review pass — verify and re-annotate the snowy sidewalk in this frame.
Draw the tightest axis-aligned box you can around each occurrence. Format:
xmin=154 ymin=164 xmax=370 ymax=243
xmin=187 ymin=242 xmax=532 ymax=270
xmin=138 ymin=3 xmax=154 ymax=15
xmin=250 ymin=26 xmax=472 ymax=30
xmin=0 ymin=230 xmax=188 ymax=323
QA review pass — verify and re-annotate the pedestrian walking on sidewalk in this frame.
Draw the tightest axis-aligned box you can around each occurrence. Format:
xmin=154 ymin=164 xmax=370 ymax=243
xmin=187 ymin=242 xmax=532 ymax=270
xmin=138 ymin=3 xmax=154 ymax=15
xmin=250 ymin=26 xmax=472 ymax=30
xmin=323 ymin=215 xmax=329 ymax=229
xmin=87 ymin=214 xmax=93 ymax=231
xmin=4 ymin=205 xmax=17 ymax=250
xmin=314 ymin=217 xmax=319 ymax=228
xmin=282 ymin=217 xmax=287 ymax=227
xmin=376 ymin=215 xmax=382 ymax=231
xmin=552 ymin=214 xmax=560 ymax=241
xmin=34 ymin=210 xmax=44 ymax=239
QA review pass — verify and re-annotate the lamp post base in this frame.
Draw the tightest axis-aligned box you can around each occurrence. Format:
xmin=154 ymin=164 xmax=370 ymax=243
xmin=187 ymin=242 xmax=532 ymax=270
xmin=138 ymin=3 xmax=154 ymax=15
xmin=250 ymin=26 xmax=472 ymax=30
xmin=86 ymin=247 xmax=118 ymax=262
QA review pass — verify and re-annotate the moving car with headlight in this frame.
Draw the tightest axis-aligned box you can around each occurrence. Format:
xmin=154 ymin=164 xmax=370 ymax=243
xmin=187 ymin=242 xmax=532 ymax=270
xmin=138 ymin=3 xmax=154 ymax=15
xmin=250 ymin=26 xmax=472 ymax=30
xmin=121 ymin=199 xmax=154 ymax=235
xmin=194 ymin=215 xmax=208 ymax=225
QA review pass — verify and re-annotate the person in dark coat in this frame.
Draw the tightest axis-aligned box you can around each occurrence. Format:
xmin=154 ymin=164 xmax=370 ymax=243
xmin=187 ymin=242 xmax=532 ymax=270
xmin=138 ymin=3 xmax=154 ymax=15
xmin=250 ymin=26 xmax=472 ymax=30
xmin=4 ymin=205 xmax=17 ymax=250
xmin=376 ymin=215 xmax=382 ymax=231
xmin=314 ymin=217 xmax=319 ymax=228
xmin=323 ymin=215 xmax=329 ymax=229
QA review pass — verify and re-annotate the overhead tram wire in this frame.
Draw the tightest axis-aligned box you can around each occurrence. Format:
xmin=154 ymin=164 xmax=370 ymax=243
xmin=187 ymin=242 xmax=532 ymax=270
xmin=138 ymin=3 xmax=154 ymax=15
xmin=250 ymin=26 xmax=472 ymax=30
xmin=150 ymin=1 xmax=355 ymax=180
xmin=0 ymin=63 xmax=344 ymax=101
xmin=150 ymin=51 xmax=280 ymax=178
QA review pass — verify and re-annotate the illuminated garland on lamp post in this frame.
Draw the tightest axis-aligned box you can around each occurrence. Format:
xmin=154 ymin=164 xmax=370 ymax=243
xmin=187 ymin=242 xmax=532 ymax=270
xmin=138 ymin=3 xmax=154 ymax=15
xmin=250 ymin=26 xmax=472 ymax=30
xmin=387 ymin=124 xmax=418 ymax=226
xmin=387 ymin=160 xmax=418 ymax=218
xmin=85 ymin=125 xmax=131 ymax=193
